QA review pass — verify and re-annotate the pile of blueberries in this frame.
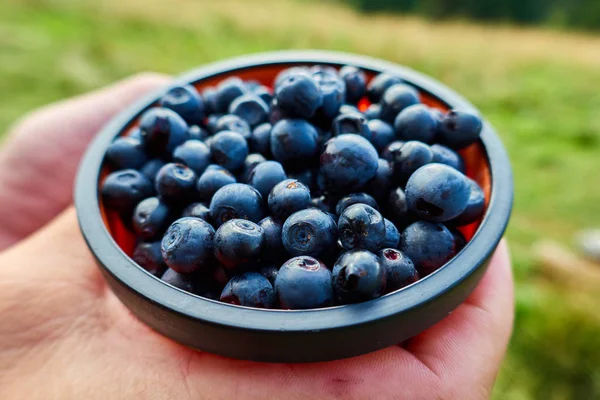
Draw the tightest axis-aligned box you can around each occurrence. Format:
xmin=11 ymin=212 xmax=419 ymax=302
xmin=101 ymin=64 xmax=485 ymax=309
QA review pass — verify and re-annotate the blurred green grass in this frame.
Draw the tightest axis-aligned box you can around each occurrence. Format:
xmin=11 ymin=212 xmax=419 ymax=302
xmin=2 ymin=0 xmax=600 ymax=398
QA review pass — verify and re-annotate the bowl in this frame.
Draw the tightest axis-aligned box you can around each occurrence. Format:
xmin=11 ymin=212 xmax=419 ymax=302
xmin=75 ymin=50 xmax=513 ymax=363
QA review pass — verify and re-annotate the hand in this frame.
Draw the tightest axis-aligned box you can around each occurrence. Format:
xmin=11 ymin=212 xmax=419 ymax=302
xmin=0 ymin=74 xmax=514 ymax=400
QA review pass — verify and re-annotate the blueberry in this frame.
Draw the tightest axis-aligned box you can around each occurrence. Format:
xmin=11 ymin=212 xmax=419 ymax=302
xmin=387 ymin=187 xmax=411 ymax=225
xmin=187 ymin=125 xmax=209 ymax=142
xmin=268 ymin=179 xmax=311 ymax=218
xmin=270 ymin=119 xmax=319 ymax=168
xmin=209 ymin=131 xmax=249 ymax=171
xmin=405 ymin=163 xmax=471 ymax=222
xmin=339 ymin=65 xmax=367 ymax=104
xmin=182 ymin=202 xmax=211 ymax=222
xmin=335 ymin=193 xmax=378 ymax=215
xmin=196 ymin=164 xmax=236 ymax=201
xmin=248 ymin=160 xmax=287 ymax=199
xmin=214 ymin=77 xmax=247 ymax=113
xmin=106 ymin=137 xmax=147 ymax=170
xmin=382 ymin=219 xmax=400 ymax=248
xmin=128 ymin=127 xmax=142 ymax=140
xmin=332 ymin=113 xmax=371 ymax=141
xmin=274 ymin=66 xmax=310 ymax=88
xmin=101 ymin=169 xmax=153 ymax=212
xmin=133 ymin=197 xmax=172 ymax=241
xmin=241 ymin=153 xmax=267 ymax=182
xmin=249 ymin=122 xmax=272 ymax=157
xmin=245 ymin=80 xmax=261 ymax=91
xmin=275 ymin=72 xmax=322 ymax=119
xmin=159 ymin=84 xmax=205 ymax=125
xmin=400 ymin=221 xmax=455 ymax=275
xmin=381 ymin=140 xmax=405 ymax=162
xmin=258 ymin=216 xmax=284 ymax=262
xmin=260 ymin=264 xmax=279 ymax=286
xmin=431 ymin=144 xmax=465 ymax=173
xmin=379 ymin=84 xmax=420 ymax=123
xmin=139 ymin=107 xmax=188 ymax=157
xmin=437 ymin=109 xmax=483 ymax=149
xmin=132 ymin=241 xmax=168 ymax=277
xmin=214 ymin=219 xmax=265 ymax=271
xmin=161 ymin=268 xmax=197 ymax=293
xmin=311 ymin=69 xmax=345 ymax=124
xmin=155 ymin=163 xmax=196 ymax=204
xmin=172 ymin=140 xmax=211 ymax=176
xmin=449 ymin=178 xmax=485 ymax=226
xmin=229 ymin=94 xmax=269 ymax=127
xmin=364 ymin=159 xmax=393 ymax=200
xmin=338 ymin=104 xmax=360 ymax=115
xmin=288 ymin=169 xmax=316 ymax=191
xmin=282 ymin=208 xmax=337 ymax=259
xmin=367 ymin=119 xmax=395 ymax=153
xmin=310 ymin=195 xmax=333 ymax=214
xmin=140 ymin=157 xmax=166 ymax=181
xmin=394 ymin=104 xmax=438 ymax=143
xmin=209 ymin=183 xmax=265 ymax=227
xmin=390 ymin=141 xmax=434 ymax=184
xmin=332 ymin=250 xmax=385 ymax=304
xmin=214 ymin=114 xmax=251 ymax=140
xmin=161 ymin=217 xmax=215 ymax=274
xmin=309 ymin=65 xmax=338 ymax=76
xmin=377 ymin=248 xmax=418 ymax=292
xmin=320 ymin=134 xmax=379 ymax=193
xmin=251 ymin=85 xmax=273 ymax=105
xmin=220 ymin=272 xmax=275 ymax=308
xmin=275 ymin=256 xmax=333 ymax=309
xmin=450 ymin=227 xmax=467 ymax=254
xmin=338 ymin=204 xmax=386 ymax=252
xmin=364 ymin=103 xmax=382 ymax=120
xmin=202 ymin=87 xmax=218 ymax=115
xmin=205 ymin=113 xmax=223 ymax=134
xmin=367 ymin=72 xmax=404 ymax=103
xmin=268 ymin=98 xmax=287 ymax=125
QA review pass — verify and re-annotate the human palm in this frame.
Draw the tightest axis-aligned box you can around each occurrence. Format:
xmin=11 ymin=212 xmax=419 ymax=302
xmin=0 ymin=74 xmax=513 ymax=400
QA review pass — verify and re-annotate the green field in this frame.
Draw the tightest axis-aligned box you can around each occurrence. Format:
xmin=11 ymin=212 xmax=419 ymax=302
xmin=2 ymin=0 xmax=600 ymax=398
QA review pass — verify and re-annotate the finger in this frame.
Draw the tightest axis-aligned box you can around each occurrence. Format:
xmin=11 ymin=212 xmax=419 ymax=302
xmin=0 ymin=73 xmax=170 ymax=249
xmin=405 ymin=240 xmax=514 ymax=398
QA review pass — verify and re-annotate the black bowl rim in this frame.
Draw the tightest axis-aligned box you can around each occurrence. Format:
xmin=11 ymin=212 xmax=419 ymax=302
xmin=75 ymin=50 xmax=513 ymax=333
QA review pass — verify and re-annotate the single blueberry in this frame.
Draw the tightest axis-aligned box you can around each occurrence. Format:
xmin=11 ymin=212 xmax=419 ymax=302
xmin=382 ymin=219 xmax=400 ymax=248
xmin=338 ymin=204 xmax=386 ymax=252
xmin=437 ymin=109 xmax=483 ymax=149
xmin=248 ymin=160 xmax=287 ymax=199
xmin=275 ymin=72 xmax=322 ymax=119
xmin=377 ymin=248 xmax=419 ymax=292
xmin=332 ymin=250 xmax=385 ymax=304
xmin=139 ymin=107 xmax=188 ymax=157
xmin=187 ymin=125 xmax=210 ymax=142
xmin=101 ymin=169 xmax=153 ymax=213
xmin=260 ymin=265 xmax=279 ymax=286
xmin=311 ymin=68 xmax=345 ymax=124
xmin=399 ymin=220 xmax=455 ymax=276
xmin=449 ymin=178 xmax=485 ymax=226
xmin=363 ymin=159 xmax=393 ymax=201
xmin=220 ymin=272 xmax=275 ymax=308
xmin=367 ymin=119 xmax=395 ymax=153
xmin=367 ymin=72 xmax=404 ymax=103
xmin=196 ymin=164 xmax=236 ymax=202
xmin=249 ymin=122 xmax=272 ymax=157
xmin=282 ymin=208 xmax=337 ymax=259
xmin=332 ymin=113 xmax=372 ymax=141
xmin=133 ymin=197 xmax=172 ymax=241
xmin=159 ymin=84 xmax=205 ymax=125
xmin=161 ymin=217 xmax=215 ymax=274
xmin=275 ymin=256 xmax=333 ymax=309
xmin=161 ymin=268 xmax=197 ymax=293
xmin=106 ymin=137 xmax=147 ymax=170
xmin=268 ymin=179 xmax=311 ymax=219
xmin=364 ymin=103 xmax=382 ymax=120
xmin=251 ymin=85 xmax=273 ymax=105
xmin=431 ymin=143 xmax=465 ymax=173
xmin=390 ymin=141 xmax=434 ymax=184
xmin=205 ymin=113 xmax=223 ymax=134
xmin=214 ymin=114 xmax=251 ymax=140
xmin=405 ymin=163 xmax=471 ymax=222
xmin=182 ymin=202 xmax=211 ymax=222
xmin=379 ymin=84 xmax=420 ymax=123
xmin=229 ymin=94 xmax=269 ymax=127
xmin=339 ymin=65 xmax=367 ymax=104
xmin=209 ymin=183 xmax=265 ymax=227
xmin=270 ymin=119 xmax=319 ymax=169
xmin=320 ymin=134 xmax=379 ymax=193
xmin=214 ymin=77 xmax=247 ymax=113
xmin=209 ymin=131 xmax=249 ymax=171
xmin=241 ymin=153 xmax=267 ymax=182
xmin=338 ymin=104 xmax=360 ymax=115
xmin=274 ymin=66 xmax=310 ymax=88
xmin=381 ymin=140 xmax=405 ymax=162
xmin=202 ymin=87 xmax=218 ymax=115
xmin=214 ymin=219 xmax=265 ymax=271
xmin=335 ymin=193 xmax=379 ymax=215
xmin=394 ymin=104 xmax=438 ymax=143
xmin=258 ymin=216 xmax=285 ymax=262
xmin=155 ymin=163 xmax=197 ymax=204
xmin=132 ymin=241 xmax=168 ymax=277
xmin=172 ymin=140 xmax=211 ymax=176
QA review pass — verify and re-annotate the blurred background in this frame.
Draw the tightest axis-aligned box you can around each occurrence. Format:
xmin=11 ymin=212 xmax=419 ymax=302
xmin=1 ymin=0 xmax=599 ymax=398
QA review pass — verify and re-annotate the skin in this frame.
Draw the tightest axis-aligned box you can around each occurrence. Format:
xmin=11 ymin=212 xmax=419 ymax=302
xmin=0 ymin=73 xmax=514 ymax=400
